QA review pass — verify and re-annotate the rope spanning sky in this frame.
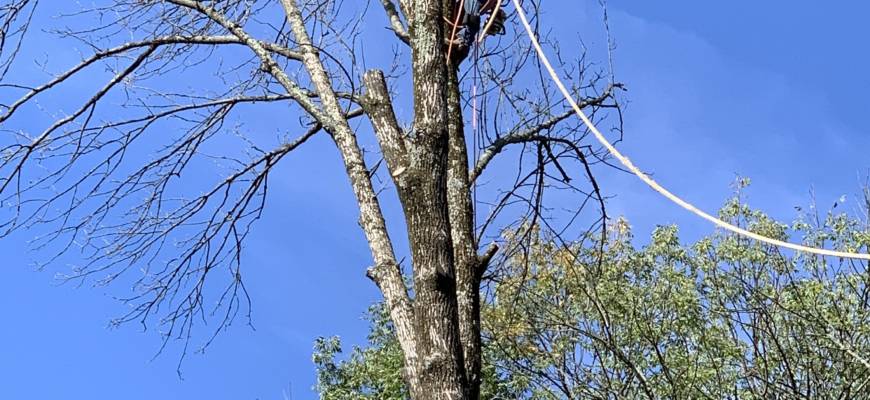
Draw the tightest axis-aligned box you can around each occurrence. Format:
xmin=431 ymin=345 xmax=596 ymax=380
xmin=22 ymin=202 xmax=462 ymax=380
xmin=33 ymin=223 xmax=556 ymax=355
xmin=512 ymin=0 xmax=870 ymax=261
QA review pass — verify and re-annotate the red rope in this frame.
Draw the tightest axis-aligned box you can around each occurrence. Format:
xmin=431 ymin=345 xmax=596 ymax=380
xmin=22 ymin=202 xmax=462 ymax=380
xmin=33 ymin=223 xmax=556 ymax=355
xmin=446 ymin=0 xmax=465 ymax=63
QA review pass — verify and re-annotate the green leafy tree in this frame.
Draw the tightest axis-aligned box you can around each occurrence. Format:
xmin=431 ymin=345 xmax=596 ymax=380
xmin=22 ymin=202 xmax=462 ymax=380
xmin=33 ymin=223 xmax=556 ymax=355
xmin=316 ymin=186 xmax=870 ymax=399
xmin=313 ymin=305 xmax=408 ymax=400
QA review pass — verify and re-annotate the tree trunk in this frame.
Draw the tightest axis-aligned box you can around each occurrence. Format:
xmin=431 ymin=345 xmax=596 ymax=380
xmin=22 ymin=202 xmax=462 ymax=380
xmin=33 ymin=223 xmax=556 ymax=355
xmin=402 ymin=0 xmax=471 ymax=399
xmin=293 ymin=0 xmax=482 ymax=397
xmin=446 ymin=66 xmax=483 ymax=400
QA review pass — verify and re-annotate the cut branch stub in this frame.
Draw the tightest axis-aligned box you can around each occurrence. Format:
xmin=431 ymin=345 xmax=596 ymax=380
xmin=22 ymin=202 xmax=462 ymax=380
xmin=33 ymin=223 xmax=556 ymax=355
xmin=362 ymin=70 xmax=410 ymax=184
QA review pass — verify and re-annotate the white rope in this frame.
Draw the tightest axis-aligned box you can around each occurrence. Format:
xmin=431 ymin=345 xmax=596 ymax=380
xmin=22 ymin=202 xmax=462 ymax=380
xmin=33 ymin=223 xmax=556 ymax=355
xmin=511 ymin=0 xmax=870 ymax=260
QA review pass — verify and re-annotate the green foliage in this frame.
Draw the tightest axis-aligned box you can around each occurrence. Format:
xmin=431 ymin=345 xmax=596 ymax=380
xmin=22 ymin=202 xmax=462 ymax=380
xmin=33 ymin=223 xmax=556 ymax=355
xmin=313 ymin=305 xmax=408 ymax=400
xmin=315 ymin=191 xmax=870 ymax=399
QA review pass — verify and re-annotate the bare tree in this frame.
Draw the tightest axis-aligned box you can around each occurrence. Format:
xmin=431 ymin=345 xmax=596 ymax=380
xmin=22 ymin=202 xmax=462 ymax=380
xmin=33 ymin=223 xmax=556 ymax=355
xmin=0 ymin=1 xmax=622 ymax=398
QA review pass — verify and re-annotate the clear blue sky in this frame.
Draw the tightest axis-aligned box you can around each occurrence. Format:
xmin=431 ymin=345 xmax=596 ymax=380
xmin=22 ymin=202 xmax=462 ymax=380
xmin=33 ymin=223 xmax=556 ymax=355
xmin=2 ymin=1 xmax=869 ymax=399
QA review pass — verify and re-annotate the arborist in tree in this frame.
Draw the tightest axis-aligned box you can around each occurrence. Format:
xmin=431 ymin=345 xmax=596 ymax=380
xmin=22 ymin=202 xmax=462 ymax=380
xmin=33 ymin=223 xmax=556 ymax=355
xmin=448 ymin=0 xmax=506 ymax=62
xmin=462 ymin=0 xmax=505 ymax=42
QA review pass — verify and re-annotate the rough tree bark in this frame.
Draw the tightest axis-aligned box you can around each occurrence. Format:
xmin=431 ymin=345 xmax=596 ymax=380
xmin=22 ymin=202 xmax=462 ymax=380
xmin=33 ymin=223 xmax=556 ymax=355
xmin=0 ymin=1 xmax=620 ymax=398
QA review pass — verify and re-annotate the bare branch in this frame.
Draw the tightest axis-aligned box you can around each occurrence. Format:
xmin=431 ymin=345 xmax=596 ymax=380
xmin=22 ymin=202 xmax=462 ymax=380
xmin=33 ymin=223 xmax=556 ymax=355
xmin=165 ymin=0 xmax=332 ymax=125
xmin=377 ymin=0 xmax=410 ymax=44
xmin=470 ymin=83 xmax=623 ymax=182
xmin=362 ymin=69 xmax=409 ymax=181
xmin=279 ymin=0 xmax=418 ymax=384
xmin=1 ymin=45 xmax=157 ymax=196
xmin=0 ymin=35 xmax=300 ymax=124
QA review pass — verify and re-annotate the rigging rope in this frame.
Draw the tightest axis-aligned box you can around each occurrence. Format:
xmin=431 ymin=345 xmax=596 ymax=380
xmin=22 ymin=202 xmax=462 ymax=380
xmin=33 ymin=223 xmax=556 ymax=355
xmin=511 ymin=0 xmax=870 ymax=260
xmin=446 ymin=0 xmax=465 ymax=62
xmin=478 ymin=0 xmax=503 ymax=43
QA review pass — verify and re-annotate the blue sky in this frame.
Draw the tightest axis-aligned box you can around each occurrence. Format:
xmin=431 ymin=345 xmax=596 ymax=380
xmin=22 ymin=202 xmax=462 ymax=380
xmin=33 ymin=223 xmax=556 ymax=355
xmin=2 ymin=1 xmax=869 ymax=399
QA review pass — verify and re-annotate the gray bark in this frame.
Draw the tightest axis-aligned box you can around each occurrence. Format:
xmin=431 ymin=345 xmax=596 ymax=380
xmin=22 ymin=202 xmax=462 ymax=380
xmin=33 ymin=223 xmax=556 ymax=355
xmin=0 ymin=1 xmax=618 ymax=399
xmin=293 ymin=0 xmax=476 ymax=397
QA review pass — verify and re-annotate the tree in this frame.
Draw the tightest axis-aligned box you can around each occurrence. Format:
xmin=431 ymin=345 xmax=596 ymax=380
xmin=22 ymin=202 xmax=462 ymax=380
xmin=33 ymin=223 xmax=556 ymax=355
xmin=0 ymin=1 xmax=621 ymax=398
xmin=316 ymin=188 xmax=870 ymax=399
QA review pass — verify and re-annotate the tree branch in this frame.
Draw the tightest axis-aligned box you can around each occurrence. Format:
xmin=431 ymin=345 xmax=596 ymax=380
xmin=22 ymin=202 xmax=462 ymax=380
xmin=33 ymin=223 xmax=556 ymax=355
xmin=165 ymin=0 xmax=332 ymax=126
xmin=470 ymin=83 xmax=623 ymax=182
xmin=0 ymin=35 xmax=300 ymax=124
xmin=1 ymin=45 xmax=157 ymax=196
xmin=278 ymin=0 xmax=418 ymax=386
xmin=362 ymin=70 xmax=409 ymax=182
xmin=377 ymin=0 xmax=410 ymax=44
xmin=477 ymin=243 xmax=499 ymax=280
